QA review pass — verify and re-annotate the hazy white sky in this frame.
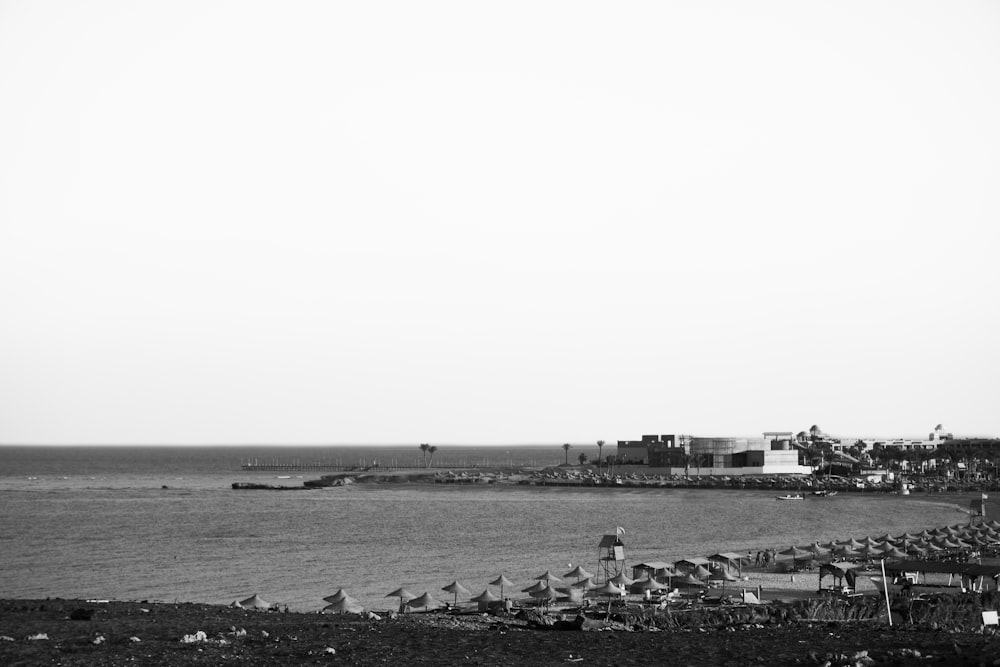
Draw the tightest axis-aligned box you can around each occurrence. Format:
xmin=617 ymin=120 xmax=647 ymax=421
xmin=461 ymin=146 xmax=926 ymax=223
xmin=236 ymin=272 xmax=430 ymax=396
xmin=1 ymin=1 xmax=998 ymax=445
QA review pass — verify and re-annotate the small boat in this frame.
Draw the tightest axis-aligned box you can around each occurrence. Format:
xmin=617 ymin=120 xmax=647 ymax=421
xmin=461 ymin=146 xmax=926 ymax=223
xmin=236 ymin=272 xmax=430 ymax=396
xmin=776 ymin=494 xmax=804 ymax=501
xmin=812 ymin=490 xmax=838 ymax=497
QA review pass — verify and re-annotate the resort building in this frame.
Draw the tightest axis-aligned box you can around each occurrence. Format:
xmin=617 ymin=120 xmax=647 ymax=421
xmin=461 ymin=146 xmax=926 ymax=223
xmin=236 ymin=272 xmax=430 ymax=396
xmin=617 ymin=433 xmax=810 ymax=476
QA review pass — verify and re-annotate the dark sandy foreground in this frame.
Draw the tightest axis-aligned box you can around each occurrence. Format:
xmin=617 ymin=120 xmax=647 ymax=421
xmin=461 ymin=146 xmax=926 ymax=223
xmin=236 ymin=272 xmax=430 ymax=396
xmin=2 ymin=599 xmax=1000 ymax=666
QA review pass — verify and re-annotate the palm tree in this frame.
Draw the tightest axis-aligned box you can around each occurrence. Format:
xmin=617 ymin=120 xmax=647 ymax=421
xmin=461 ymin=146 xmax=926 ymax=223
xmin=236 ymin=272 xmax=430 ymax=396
xmin=596 ymin=440 xmax=605 ymax=471
xmin=419 ymin=443 xmax=430 ymax=467
xmin=577 ymin=452 xmax=588 ymax=465
xmin=562 ymin=443 xmax=571 ymax=466
xmin=427 ymin=445 xmax=438 ymax=468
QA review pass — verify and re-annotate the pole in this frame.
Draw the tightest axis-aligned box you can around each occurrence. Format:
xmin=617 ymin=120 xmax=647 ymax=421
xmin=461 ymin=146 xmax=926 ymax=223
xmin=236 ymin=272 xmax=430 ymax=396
xmin=880 ymin=559 xmax=893 ymax=627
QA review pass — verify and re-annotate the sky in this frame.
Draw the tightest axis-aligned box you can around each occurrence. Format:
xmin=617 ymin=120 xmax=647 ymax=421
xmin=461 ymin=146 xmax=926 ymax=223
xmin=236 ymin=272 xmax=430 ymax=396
xmin=1 ymin=1 xmax=998 ymax=445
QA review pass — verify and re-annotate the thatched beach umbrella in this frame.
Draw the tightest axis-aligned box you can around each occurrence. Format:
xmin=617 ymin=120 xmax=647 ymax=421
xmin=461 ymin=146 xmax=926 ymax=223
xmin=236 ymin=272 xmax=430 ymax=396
xmin=859 ymin=544 xmax=887 ymax=558
xmin=689 ymin=564 xmax=712 ymax=579
xmin=610 ymin=572 xmax=635 ymax=587
xmin=322 ymin=589 xmax=349 ymax=604
xmin=833 ymin=545 xmax=858 ymax=559
xmin=386 ymin=587 xmax=415 ymax=610
xmin=806 ymin=543 xmax=831 ymax=561
xmin=564 ymin=565 xmax=593 ymax=582
xmin=708 ymin=569 xmax=738 ymax=594
xmin=471 ymin=589 xmax=499 ymax=604
xmin=572 ymin=577 xmax=597 ymax=591
xmin=239 ymin=594 xmax=272 ymax=610
xmin=778 ymin=546 xmax=814 ymax=563
xmin=529 ymin=584 xmax=559 ymax=606
xmin=406 ymin=592 xmax=444 ymax=611
xmin=470 ymin=589 xmax=499 ymax=611
xmin=490 ymin=574 xmax=514 ymax=600
xmin=522 ymin=581 xmax=548 ymax=594
xmin=593 ymin=581 xmax=624 ymax=597
xmin=442 ymin=581 xmax=470 ymax=607
xmin=323 ymin=596 xmax=364 ymax=615
xmin=534 ymin=570 xmax=563 ymax=584
xmin=882 ymin=546 xmax=908 ymax=560
xmin=632 ymin=576 xmax=665 ymax=597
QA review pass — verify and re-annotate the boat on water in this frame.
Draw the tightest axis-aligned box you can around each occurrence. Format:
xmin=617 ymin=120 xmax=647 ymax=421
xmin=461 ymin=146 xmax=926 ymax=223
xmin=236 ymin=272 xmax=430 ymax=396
xmin=812 ymin=490 xmax=838 ymax=497
xmin=775 ymin=494 xmax=804 ymax=501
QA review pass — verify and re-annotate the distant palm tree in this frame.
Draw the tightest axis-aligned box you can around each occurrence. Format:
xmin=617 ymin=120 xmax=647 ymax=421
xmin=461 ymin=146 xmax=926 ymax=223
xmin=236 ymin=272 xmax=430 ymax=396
xmin=596 ymin=440 xmax=605 ymax=471
xmin=577 ymin=452 xmax=588 ymax=465
xmin=562 ymin=443 xmax=571 ymax=466
xmin=419 ymin=443 xmax=430 ymax=467
xmin=427 ymin=445 xmax=438 ymax=468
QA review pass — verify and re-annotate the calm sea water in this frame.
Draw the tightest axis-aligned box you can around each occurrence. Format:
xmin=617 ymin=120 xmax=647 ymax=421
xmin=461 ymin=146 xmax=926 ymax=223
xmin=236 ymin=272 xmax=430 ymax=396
xmin=0 ymin=446 xmax=983 ymax=612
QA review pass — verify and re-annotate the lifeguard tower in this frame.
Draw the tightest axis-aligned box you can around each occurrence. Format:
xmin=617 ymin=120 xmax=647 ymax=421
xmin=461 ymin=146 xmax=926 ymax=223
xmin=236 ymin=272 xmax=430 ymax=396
xmin=597 ymin=529 xmax=626 ymax=583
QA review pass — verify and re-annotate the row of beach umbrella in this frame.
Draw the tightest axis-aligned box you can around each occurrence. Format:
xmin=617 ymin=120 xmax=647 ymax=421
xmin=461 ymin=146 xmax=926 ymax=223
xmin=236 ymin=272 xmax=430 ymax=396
xmin=774 ymin=521 xmax=1000 ymax=565
xmin=240 ymin=521 xmax=1000 ymax=615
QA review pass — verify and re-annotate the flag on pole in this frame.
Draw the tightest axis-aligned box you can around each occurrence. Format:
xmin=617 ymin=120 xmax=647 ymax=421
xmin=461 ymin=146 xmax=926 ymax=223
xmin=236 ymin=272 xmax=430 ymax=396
xmin=983 ymin=493 xmax=989 ymax=500
xmin=616 ymin=526 xmax=625 ymax=536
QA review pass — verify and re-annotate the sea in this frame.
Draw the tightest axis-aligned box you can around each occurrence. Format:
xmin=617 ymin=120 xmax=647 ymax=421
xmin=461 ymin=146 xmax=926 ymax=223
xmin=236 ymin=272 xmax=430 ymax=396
xmin=0 ymin=445 xmax=985 ymax=612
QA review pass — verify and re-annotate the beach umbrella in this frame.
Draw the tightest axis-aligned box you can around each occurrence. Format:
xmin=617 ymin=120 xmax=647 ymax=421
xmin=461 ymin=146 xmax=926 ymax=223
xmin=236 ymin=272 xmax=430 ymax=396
xmin=593 ymin=582 xmax=625 ymax=597
xmin=691 ymin=565 xmax=713 ymax=579
xmin=833 ymin=545 xmax=858 ymax=559
xmin=610 ymin=572 xmax=635 ymax=587
xmin=490 ymin=574 xmax=514 ymax=600
xmin=564 ymin=565 xmax=593 ymax=581
xmin=528 ymin=584 xmax=560 ymax=605
xmin=442 ymin=581 xmax=470 ymax=607
xmin=859 ymin=544 xmax=887 ymax=557
xmin=471 ymin=589 xmax=499 ymax=603
xmin=323 ymin=597 xmax=364 ymax=615
xmin=522 ymin=581 xmax=548 ymax=594
xmin=322 ymin=589 xmax=349 ymax=604
xmin=882 ymin=546 xmax=908 ymax=559
xmin=470 ymin=589 xmax=499 ymax=611
xmin=239 ymin=594 xmax=272 ymax=610
xmin=708 ymin=569 xmax=738 ymax=594
xmin=896 ymin=532 xmax=921 ymax=542
xmin=806 ymin=543 xmax=831 ymax=560
xmin=778 ymin=546 xmax=814 ymax=562
xmin=572 ymin=577 xmax=597 ymax=590
xmin=406 ymin=592 xmax=444 ymax=611
xmin=534 ymin=570 xmax=563 ymax=584
xmin=632 ymin=576 xmax=665 ymax=597
xmin=838 ymin=538 xmax=864 ymax=549
xmin=386 ymin=587 xmax=415 ymax=609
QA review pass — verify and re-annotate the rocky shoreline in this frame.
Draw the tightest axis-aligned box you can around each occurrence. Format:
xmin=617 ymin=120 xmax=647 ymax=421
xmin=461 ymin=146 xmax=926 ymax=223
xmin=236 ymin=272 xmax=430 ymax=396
xmin=3 ymin=597 xmax=1000 ymax=666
